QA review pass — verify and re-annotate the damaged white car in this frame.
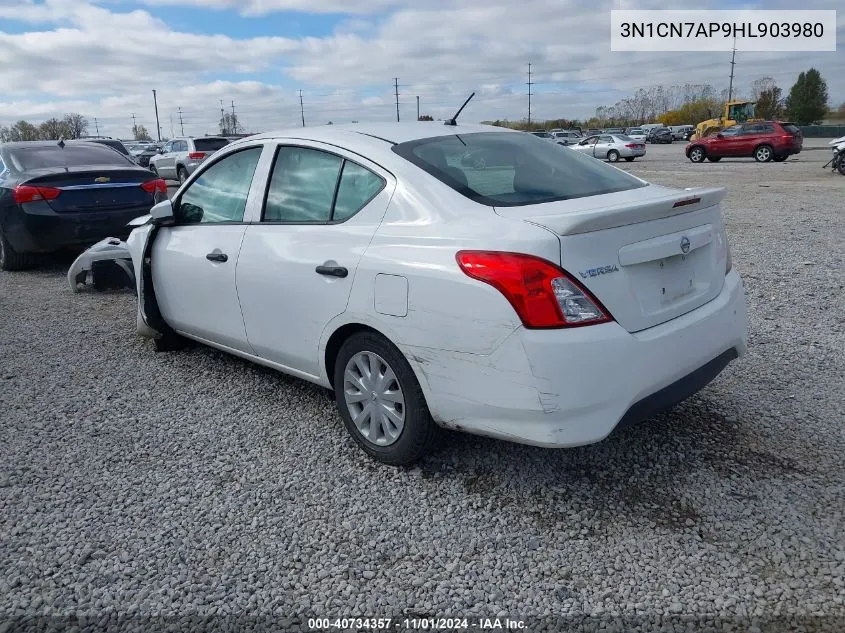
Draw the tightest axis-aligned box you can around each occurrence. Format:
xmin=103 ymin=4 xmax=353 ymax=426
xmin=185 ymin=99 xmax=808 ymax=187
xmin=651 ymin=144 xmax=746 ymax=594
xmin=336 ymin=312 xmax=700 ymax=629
xmin=69 ymin=122 xmax=748 ymax=465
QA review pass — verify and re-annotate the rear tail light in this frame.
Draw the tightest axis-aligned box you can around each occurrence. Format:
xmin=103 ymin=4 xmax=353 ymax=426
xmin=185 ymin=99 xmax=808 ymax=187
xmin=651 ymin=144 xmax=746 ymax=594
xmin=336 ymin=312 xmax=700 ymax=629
xmin=140 ymin=178 xmax=167 ymax=194
xmin=13 ymin=185 xmax=61 ymax=203
xmin=456 ymin=251 xmax=612 ymax=328
xmin=188 ymin=152 xmax=206 ymax=160
xmin=625 ymin=144 xmax=637 ymax=148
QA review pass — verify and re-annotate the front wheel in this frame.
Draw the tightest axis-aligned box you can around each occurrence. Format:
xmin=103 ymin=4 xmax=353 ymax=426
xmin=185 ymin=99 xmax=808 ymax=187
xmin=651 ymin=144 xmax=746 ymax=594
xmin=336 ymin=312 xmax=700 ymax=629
xmin=754 ymin=145 xmax=773 ymax=162
xmin=688 ymin=146 xmax=706 ymax=163
xmin=607 ymin=150 xmax=620 ymax=162
xmin=334 ymin=332 xmax=437 ymax=465
xmin=837 ymin=157 xmax=845 ymax=176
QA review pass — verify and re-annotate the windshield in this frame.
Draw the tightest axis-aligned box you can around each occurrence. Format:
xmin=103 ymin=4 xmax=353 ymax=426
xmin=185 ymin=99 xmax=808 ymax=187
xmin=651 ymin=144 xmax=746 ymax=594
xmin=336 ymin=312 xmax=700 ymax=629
xmin=8 ymin=144 xmax=134 ymax=171
xmin=194 ymin=138 xmax=230 ymax=152
xmin=392 ymin=132 xmax=647 ymax=207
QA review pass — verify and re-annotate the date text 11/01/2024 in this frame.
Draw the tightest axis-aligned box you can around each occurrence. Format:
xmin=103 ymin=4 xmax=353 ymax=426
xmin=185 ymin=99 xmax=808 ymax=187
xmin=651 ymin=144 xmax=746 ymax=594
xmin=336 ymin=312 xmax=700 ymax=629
xmin=308 ymin=617 xmax=527 ymax=630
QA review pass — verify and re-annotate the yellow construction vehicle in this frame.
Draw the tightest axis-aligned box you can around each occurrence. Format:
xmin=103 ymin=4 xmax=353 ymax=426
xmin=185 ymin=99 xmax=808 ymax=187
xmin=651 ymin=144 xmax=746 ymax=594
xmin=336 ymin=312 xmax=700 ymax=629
xmin=692 ymin=101 xmax=758 ymax=140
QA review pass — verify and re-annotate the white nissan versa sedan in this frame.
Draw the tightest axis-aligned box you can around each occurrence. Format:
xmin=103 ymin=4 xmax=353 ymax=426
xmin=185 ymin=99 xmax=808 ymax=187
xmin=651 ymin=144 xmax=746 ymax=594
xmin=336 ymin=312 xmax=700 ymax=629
xmin=68 ymin=123 xmax=748 ymax=465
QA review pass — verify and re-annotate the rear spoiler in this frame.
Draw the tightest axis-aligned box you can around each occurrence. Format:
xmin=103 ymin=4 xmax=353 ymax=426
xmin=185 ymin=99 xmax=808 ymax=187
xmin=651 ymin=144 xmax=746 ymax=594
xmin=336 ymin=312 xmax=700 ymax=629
xmin=522 ymin=187 xmax=726 ymax=236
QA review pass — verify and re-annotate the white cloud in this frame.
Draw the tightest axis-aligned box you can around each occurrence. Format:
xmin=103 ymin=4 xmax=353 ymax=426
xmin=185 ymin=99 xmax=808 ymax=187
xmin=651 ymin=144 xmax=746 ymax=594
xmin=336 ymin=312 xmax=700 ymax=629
xmin=0 ymin=0 xmax=843 ymax=137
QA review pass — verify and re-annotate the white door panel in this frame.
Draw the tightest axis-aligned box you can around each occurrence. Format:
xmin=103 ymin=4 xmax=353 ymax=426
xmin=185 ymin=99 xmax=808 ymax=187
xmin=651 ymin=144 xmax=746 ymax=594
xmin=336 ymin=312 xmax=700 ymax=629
xmin=152 ymin=225 xmax=252 ymax=351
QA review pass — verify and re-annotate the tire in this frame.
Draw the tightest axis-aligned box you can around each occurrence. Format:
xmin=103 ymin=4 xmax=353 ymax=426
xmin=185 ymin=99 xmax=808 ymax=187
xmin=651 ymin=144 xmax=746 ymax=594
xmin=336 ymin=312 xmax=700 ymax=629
xmin=754 ymin=145 xmax=773 ymax=162
xmin=707 ymin=157 xmax=722 ymax=162
xmin=153 ymin=332 xmax=190 ymax=352
xmin=772 ymin=154 xmax=787 ymax=162
xmin=334 ymin=331 xmax=437 ymax=465
xmin=838 ymin=157 xmax=845 ymax=176
xmin=177 ymin=166 xmax=189 ymax=185
xmin=149 ymin=165 xmax=158 ymax=177
xmin=688 ymin=146 xmax=706 ymax=163
xmin=624 ymin=157 xmax=634 ymax=162
xmin=606 ymin=150 xmax=620 ymax=162
xmin=0 ymin=225 xmax=35 ymax=271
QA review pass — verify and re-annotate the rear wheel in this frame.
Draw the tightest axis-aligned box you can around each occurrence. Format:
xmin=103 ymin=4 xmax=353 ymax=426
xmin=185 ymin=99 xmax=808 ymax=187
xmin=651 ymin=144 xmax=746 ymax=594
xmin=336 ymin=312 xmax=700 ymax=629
xmin=688 ymin=146 xmax=706 ymax=163
xmin=772 ymin=154 xmax=787 ymax=162
xmin=707 ymin=157 xmax=722 ymax=162
xmin=334 ymin=332 xmax=437 ymax=465
xmin=177 ymin=166 xmax=189 ymax=185
xmin=607 ymin=150 xmax=620 ymax=162
xmin=624 ymin=157 xmax=634 ymax=162
xmin=838 ymin=157 xmax=845 ymax=176
xmin=754 ymin=145 xmax=773 ymax=162
xmin=0 ymin=225 xmax=35 ymax=271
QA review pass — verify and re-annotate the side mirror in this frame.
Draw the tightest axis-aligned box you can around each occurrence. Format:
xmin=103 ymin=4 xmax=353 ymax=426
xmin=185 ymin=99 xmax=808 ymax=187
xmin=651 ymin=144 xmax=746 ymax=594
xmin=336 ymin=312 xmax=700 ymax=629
xmin=158 ymin=148 xmax=165 ymax=154
xmin=150 ymin=199 xmax=174 ymax=227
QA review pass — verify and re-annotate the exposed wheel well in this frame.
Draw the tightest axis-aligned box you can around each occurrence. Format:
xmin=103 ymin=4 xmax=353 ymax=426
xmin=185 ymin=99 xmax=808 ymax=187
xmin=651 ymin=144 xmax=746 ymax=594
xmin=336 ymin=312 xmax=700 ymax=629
xmin=324 ymin=323 xmax=383 ymax=389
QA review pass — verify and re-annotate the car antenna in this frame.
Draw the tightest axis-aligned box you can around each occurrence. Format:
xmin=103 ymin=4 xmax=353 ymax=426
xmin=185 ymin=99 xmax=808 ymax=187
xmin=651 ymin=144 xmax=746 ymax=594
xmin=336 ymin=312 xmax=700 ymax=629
xmin=444 ymin=92 xmax=475 ymax=126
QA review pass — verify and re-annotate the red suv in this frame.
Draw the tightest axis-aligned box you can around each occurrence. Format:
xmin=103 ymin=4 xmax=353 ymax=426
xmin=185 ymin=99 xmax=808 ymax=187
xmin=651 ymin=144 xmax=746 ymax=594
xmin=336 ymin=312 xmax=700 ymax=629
xmin=686 ymin=121 xmax=803 ymax=163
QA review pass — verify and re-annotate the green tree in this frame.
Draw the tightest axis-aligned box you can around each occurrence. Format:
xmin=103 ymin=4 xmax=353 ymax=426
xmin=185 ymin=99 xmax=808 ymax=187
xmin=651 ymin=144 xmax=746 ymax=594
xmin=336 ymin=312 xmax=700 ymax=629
xmin=756 ymin=86 xmax=783 ymax=120
xmin=785 ymin=68 xmax=829 ymax=125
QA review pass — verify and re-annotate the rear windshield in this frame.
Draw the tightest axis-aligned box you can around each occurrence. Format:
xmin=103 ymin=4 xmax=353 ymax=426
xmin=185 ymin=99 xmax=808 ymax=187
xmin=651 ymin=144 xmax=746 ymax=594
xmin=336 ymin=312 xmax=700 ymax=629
xmin=194 ymin=138 xmax=230 ymax=151
xmin=782 ymin=123 xmax=801 ymax=135
xmin=392 ymin=132 xmax=647 ymax=207
xmin=7 ymin=145 xmax=133 ymax=171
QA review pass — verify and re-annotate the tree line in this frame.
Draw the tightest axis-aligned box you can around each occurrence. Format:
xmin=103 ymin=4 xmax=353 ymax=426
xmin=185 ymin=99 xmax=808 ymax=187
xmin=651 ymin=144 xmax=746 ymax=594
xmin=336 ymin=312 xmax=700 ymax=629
xmin=0 ymin=114 xmax=153 ymax=142
xmin=488 ymin=68 xmax=838 ymax=131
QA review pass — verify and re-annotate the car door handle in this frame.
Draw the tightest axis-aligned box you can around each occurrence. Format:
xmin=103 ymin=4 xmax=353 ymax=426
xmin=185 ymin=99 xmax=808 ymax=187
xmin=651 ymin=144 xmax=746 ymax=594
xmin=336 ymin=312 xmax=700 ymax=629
xmin=315 ymin=264 xmax=348 ymax=278
xmin=206 ymin=252 xmax=228 ymax=263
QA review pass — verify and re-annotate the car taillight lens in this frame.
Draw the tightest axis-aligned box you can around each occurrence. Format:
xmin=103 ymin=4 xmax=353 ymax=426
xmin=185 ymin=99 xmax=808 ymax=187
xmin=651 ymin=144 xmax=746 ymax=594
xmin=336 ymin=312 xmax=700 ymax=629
xmin=140 ymin=179 xmax=167 ymax=194
xmin=721 ymin=227 xmax=733 ymax=274
xmin=13 ymin=185 xmax=61 ymax=203
xmin=625 ymin=144 xmax=636 ymax=148
xmin=456 ymin=251 xmax=612 ymax=328
xmin=188 ymin=152 xmax=206 ymax=160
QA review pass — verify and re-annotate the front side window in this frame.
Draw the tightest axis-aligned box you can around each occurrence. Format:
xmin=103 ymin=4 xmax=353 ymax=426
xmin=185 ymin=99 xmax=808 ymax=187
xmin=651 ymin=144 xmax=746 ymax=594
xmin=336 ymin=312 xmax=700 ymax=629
xmin=176 ymin=147 xmax=262 ymax=224
xmin=599 ymin=135 xmax=614 ymax=143
xmin=393 ymin=132 xmax=646 ymax=207
xmin=720 ymin=125 xmax=742 ymax=137
xmin=263 ymin=146 xmax=384 ymax=223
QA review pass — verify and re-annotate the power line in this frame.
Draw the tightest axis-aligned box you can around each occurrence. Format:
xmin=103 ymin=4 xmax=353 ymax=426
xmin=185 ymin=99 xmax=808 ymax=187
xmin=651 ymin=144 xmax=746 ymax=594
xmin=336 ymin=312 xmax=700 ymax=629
xmin=394 ymin=77 xmax=400 ymax=122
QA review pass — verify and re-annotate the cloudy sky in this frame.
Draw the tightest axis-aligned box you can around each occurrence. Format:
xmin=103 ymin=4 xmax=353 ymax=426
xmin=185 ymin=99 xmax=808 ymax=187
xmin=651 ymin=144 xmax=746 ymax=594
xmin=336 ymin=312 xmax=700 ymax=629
xmin=0 ymin=0 xmax=842 ymax=138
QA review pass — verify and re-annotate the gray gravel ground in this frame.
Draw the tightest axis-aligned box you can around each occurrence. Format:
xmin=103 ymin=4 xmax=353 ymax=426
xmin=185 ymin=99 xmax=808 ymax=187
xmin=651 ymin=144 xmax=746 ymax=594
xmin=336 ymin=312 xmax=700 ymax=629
xmin=1 ymin=141 xmax=844 ymax=632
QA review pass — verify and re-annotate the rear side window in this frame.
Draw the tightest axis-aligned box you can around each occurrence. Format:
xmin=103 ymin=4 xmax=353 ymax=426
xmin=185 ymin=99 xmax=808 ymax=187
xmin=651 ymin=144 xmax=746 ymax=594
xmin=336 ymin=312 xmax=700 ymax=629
xmin=782 ymin=124 xmax=801 ymax=135
xmin=95 ymin=140 xmax=129 ymax=155
xmin=263 ymin=146 xmax=384 ymax=223
xmin=194 ymin=138 xmax=230 ymax=152
xmin=393 ymin=132 xmax=646 ymax=207
xmin=7 ymin=145 xmax=132 ymax=170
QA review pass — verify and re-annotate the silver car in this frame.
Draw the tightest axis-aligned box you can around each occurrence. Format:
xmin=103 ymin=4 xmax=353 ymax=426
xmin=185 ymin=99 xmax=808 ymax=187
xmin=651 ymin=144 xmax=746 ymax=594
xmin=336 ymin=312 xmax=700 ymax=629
xmin=552 ymin=131 xmax=581 ymax=146
xmin=569 ymin=134 xmax=646 ymax=162
xmin=148 ymin=136 xmax=230 ymax=184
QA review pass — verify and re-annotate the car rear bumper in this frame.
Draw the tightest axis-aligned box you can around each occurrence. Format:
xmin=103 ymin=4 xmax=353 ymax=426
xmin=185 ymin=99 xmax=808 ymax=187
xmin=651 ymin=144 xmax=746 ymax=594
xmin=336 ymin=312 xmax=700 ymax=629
xmin=409 ymin=270 xmax=747 ymax=447
xmin=3 ymin=203 xmax=152 ymax=253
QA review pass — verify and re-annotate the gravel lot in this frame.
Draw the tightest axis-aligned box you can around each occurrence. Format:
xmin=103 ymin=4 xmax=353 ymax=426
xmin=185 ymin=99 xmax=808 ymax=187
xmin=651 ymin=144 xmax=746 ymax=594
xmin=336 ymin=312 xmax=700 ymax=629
xmin=1 ymin=141 xmax=844 ymax=632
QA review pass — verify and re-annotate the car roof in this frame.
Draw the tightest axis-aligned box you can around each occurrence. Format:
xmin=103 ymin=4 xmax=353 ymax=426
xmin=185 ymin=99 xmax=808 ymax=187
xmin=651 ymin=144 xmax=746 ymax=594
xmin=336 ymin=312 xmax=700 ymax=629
xmin=235 ymin=122 xmax=514 ymax=147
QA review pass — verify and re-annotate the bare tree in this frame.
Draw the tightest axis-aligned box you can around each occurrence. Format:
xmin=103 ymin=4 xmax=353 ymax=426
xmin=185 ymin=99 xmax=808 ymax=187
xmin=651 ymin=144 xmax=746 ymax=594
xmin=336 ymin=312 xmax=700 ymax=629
xmin=39 ymin=118 xmax=66 ymax=140
xmin=61 ymin=113 xmax=88 ymax=139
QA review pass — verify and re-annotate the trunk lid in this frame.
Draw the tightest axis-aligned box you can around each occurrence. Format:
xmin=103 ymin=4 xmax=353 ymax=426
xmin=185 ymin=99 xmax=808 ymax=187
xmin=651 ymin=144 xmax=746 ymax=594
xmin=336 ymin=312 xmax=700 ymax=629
xmin=23 ymin=165 xmax=155 ymax=213
xmin=495 ymin=185 xmax=730 ymax=332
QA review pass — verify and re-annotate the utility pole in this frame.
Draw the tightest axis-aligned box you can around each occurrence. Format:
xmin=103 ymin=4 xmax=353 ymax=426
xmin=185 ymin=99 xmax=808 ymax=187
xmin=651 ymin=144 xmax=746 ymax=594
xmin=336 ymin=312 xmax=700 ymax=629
xmin=152 ymin=90 xmax=161 ymax=141
xmin=231 ymin=101 xmax=237 ymax=134
xmin=169 ymin=112 xmax=174 ymax=138
xmin=219 ymin=99 xmax=225 ymax=134
xmin=727 ymin=35 xmax=737 ymax=104
xmin=527 ymin=62 xmax=533 ymax=127
xmin=299 ymin=90 xmax=305 ymax=127
xmin=177 ymin=107 xmax=184 ymax=136
xmin=394 ymin=78 xmax=400 ymax=122
xmin=94 ymin=117 xmax=100 ymax=137
xmin=130 ymin=113 xmax=136 ymax=138
xmin=416 ymin=95 xmax=420 ymax=121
